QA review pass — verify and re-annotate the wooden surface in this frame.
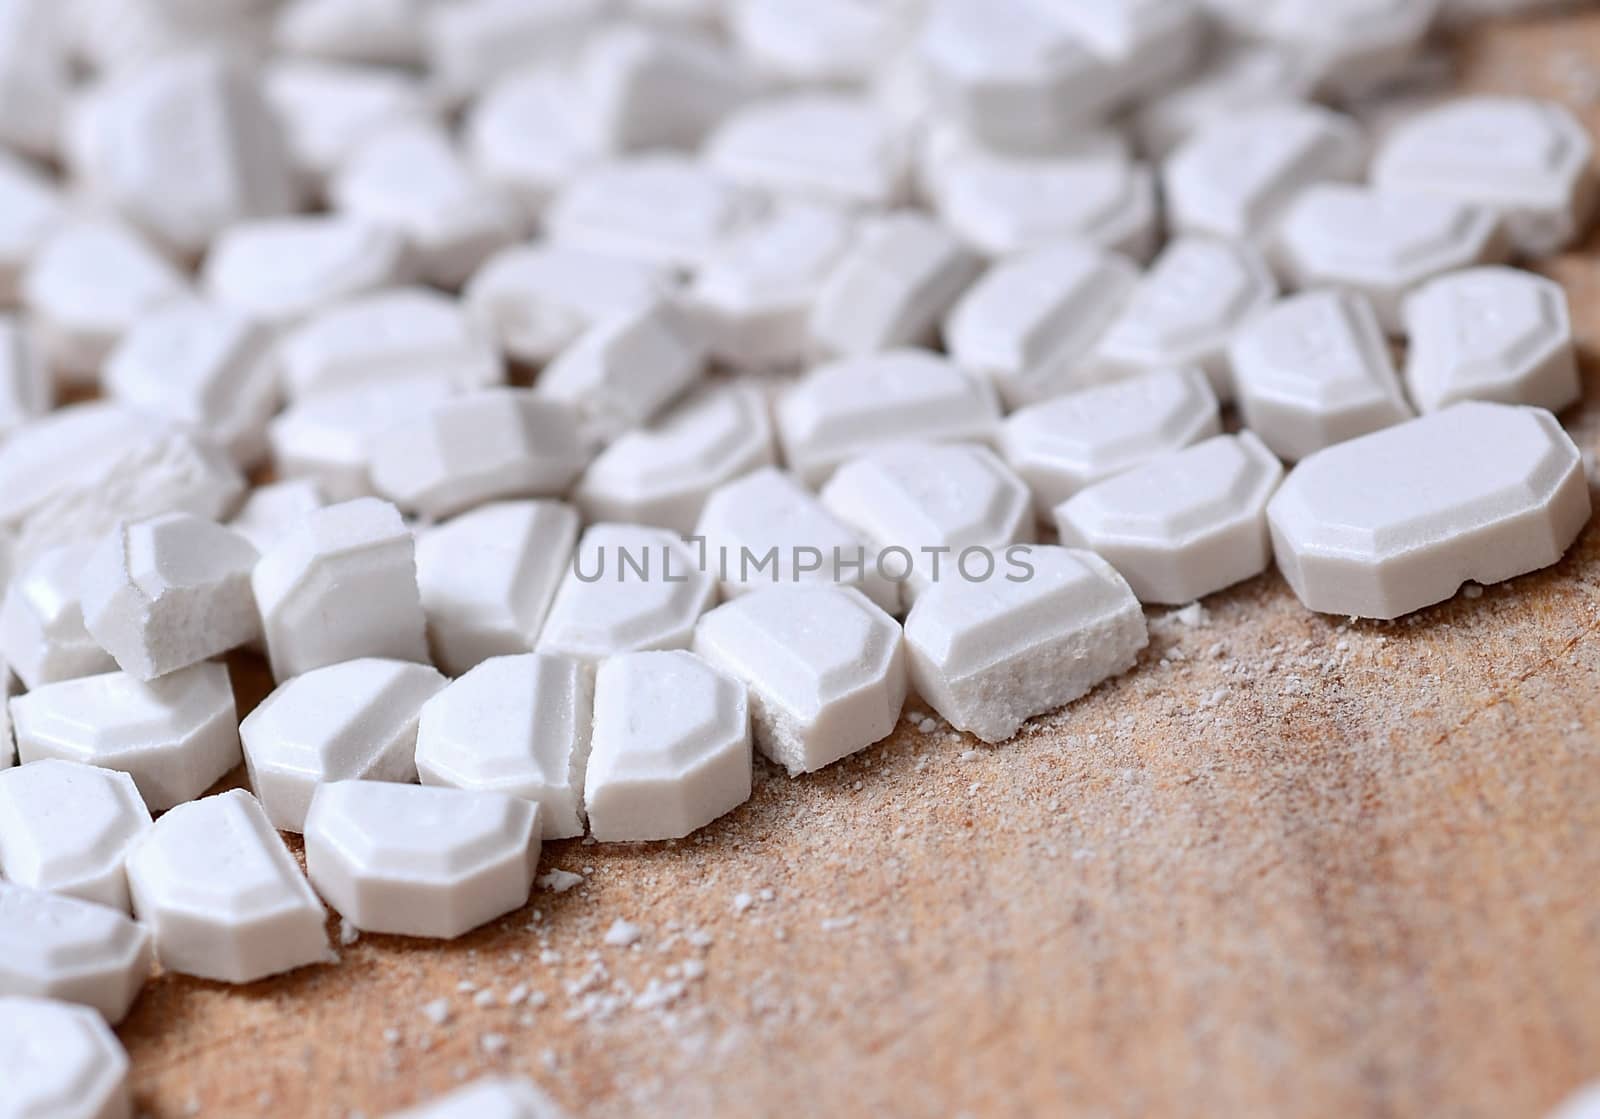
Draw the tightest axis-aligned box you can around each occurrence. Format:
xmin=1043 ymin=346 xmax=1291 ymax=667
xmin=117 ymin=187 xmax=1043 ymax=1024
xmin=120 ymin=14 xmax=1600 ymax=1119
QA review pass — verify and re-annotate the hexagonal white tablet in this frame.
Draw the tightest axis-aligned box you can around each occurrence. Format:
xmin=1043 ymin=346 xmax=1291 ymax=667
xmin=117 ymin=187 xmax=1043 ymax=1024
xmin=1000 ymin=368 xmax=1223 ymax=518
xmin=252 ymin=497 xmax=429 ymax=681
xmin=0 ymin=883 xmax=151 ymax=1023
xmin=693 ymin=585 xmax=905 ymax=775
xmin=0 ymin=760 xmax=151 ymax=913
xmin=240 ymin=657 xmax=446 ymax=833
xmin=22 ymin=217 xmax=188 ymax=382
xmin=821 ymin=443 xmax=1033 ymax=605
xmin=1402 ymin=267 xmax=1580 ymax=415
xmin=0 ymin=318 xmax=48 ymax=451
xmin=1371 ymin=95 xmax=1596 ymax=257
xmin=922 ymin=128 xmax=1158 ymax=260
xmin=776 ymin=349 xmax=1001 ymax=485
xmin=1229 ymin=289 xmax=1413 ymax=462
xmin=462 ymin=68 xmax=604 ymax=223
xmin=580 ymin=24 xmax=751 ymax=152
xmin=1084 ymin=236 xmax=1278 ymax=399
xmin=80 ymin=514 xmax=259 ymax=681
xmin=0 ymin=996 xmax=130 ymax=1119
xmin=304 ymin=780 xmax=539 ymax=938
xmin=903 ymin=545 xmax=1147 ymax=744
xmin=278 ymin=287 xmax=503 ymax=403
xmin=1164 ymin=103 xmax=1365 ymax=242
xmin=1268 ymin=402 xmax=1589 ymax=618
xmin=329 ymin=121 xmax=522 ymax=289
xmin=0 ymin=151 xmax=65 ymax=307
xmin=415 ymin=501 xmax=578 ymax=675
xmin=416 ymin=653 xmax=591 ymax=838
xmin=1054 ymin=432 xmax=1284 ymax=605
xmin=536 ymin=523 xmax=716 ymax=666
xmin=368 ymin=390 xmax=589 ymax=520
xmin=693 ymin=466 xmax=896 ymax=610
xmin=707 ymin=95 xmax=909 ymax=211
xmin=125 ymin=789 xmax=331 ymax=983
xmin=943 ymin=240 xmax=1138 ymax=409
xmin=534 ymin=299 xmax=704 ymax=444
xmin=67 ymin=52 xmax=298 ymax=258
xmin=391 ymin=1076 xmax=569 ymax=1119
xmin=12 ymin=662 xmax=240 ymax=812
xmin=0 ymin=542 xmax=115 ymax=691
xmin=585 ymin=649 xmax=750 ymax=841
xmin=544 ymin=154 xmax=762 ymax=271
xmin=203 ymin=215 xmax=410 ymax=326
xmin=1273 ymin=184 xmax=1508 ymax=333
xmin=808 ymin=211 xmax=981 ymax=358
xmin=462 ymin=242 xmax=670 ymax=367
xmin=263 ymin=58 xmax=436 ymax=186
xmin=102 ymin=300 xmax=278 ymax=467
xmin=730 ymin=0 xmax=910 ymax=86
xmin=574 ymin=383 xmax=775 ymax=535
xmin=686 ymin=203 xmax=853 ymax=372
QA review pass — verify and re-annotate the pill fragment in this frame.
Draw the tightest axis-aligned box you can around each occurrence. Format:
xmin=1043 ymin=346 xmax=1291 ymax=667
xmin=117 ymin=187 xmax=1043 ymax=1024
xmin=0 ymin=542 xmax=116 ymax=691
xmin=0 ymin=995 xmax=131 ymax=1119
xmin=1268 ymin=402 xmax=1589 ymax=618
xmin=389 ymin=1076 xmax=570 ymax=1119
xmin=0 ymin=760 xmax=151 ymax=913
xmin=125 ymin=789 xmax=332 ymax=983
xmin=903 ymin=546 xmax=1147 ymax=744
xmin=240 ymin=657 xmax=446 ymax=833
xmin=585 ymin=650 xmax=751 ymax=841
xmin=0 ymin=882 xmax=152 ymax=1023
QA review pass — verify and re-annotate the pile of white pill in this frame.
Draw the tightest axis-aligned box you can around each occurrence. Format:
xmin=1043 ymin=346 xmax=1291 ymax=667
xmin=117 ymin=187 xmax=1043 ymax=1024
xmin=0 ymin=0 xmax=1593 ymax=1114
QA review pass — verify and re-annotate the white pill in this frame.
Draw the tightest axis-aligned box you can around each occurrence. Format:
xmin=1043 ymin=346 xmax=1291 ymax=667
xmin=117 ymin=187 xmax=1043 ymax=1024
xmin=330 ymin=121 xmax=522 ymax=289
xmin=0 ymin=542 xmax=115 ymax=691
xmin=1402 ymin=266 xmax=1580 ymax=415
xmin=241 ymin=657 xmax=445 ymax=833
xmin=0 ymin=150 xmax=65 ymax=306
xmin=903 ymin=545 xmax=1146 ymax=744
xmin=102 ymin=300 xmax=278 ymax=467
xmin=694 ymin=466 xmax=896 ymax=611
xmin=12 ymin=662 xmax=239 ymax=811
xmin=1229 ymin=289 xmax=1413 ymax=462
xmin=707 ymin=95 xmax=910 ymax=211
xmin=776 ymin=349 xmax=1001 ymax=485
xmin=1371 ymin=95 xmax=1596 ymax=257
xmin=415 ymin=501 xmax=578 ymax=675
xmin=368 ymin=389 xmax=589 ymax=520
xmin=1164 ymin=102 xmax=1365 ymax=243
xmin=575 ymin=383 xmax=775 ymax=536
xmin=729 ymin=0 xmax=910 ymax=86
xmin=1055 ymin=432 xmax=1285 ymax=606
xmin=203 ymin=215 xmax=410 ymax=327
xmin=1273 ymin=184 xmax=1508 ymax=332
xmin=0 ymin=315 xmax=50 ymax=438
xmin=535 ymin=298 xmax=705 ymax=444
xmin=0 ymin=760 xmax=151 ymax=913
xmin=228 ymin=479 xmax=327 ymax=555
xmin=1001 ymin=367 xmax=1223 ymax=518
xmin=389 ymin=1076 xmax=569 ymax=1119
xmin=1269 ymin=402 xmax=1588 ymax=618
xmin=0 ymin=883 xmax=151 ymax=1023
xmin=686 ymin=202 xmax=854 ymax=372
xmin=585 ymin=649 xmax=750 ymax=842
xmin=1224 ymin=0 xmax=1437 ymax=94
xmin=809 ymin=211 xmax=982 ymax=359
xmin=416 ymin=653 xmax=591 ymax=838
xmin=125 ymin=789 xmax=331 ymax=983
xmin=943 ymin=240 xmax=1138 ymax=410
xmin=462 ymin=68 xmax=604 ymax=224
xmin=537 ymin=523 xmax=716 ymax=666
xmin=581 ymin=24 xmax=750 ymax=153
xmin=424 ymin=0 xmax=604 ymax=105
xmin=693 ymin=585 xmax=905 ymax=775
xmin=1132 ymin=41 xmax=1316 ymax=158
xmin=67 ymin=53 xmax=298 ymax=258
xmin=22 ymin=218 xmax=188 ymax=383
xmin=463 ymin=242 xmax=670 ymax=367
xmin=278 ymin=287 xmax=502 ymax=403
xmin=79 ymin=514 xmax=259 ymax=681
xmin=253 ymin=497 xmax=429 ymax=681
xmin=821 ymin=443 xmax=1034 ymax=606
xmin=922 ymin=128 xmax=1159 ymax=260
xmin=304 ymin=780 xmax=540 ymax=938
xmin=273 ymin=0 xmax=424 ymax=67
xmin=1084 ymin=236 xmax=1278 ymax=400
xmin=545 ymin=154 xmax=763 ymax=271
xmin=263 ymin=58 xmax=436 ymax=188
xmin=268 ymin=376 xmax=458 ymax=503
xmin=0 ymin=403 xmax=155 ymax=528
xmin=0 ymin=996 xmax=130 ymax=1119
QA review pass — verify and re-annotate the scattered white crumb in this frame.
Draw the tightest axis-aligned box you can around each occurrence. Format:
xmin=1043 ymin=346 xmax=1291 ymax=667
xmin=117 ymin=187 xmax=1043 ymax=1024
xmin=1462 ymin=583 xmax=1483 ymax=599
xmin=1171 ymin=602 xmax=1209 ymax=627
xmin=536 ymin=869 xmax=585 ymax=893
xmin=456 ymin=980 xmax=476 ymax=994
xmin=732 ymin=892 xmax=754 ymax=915
xmin=958 ymin=749 xmax=982 ymax=762
xmin=820 ymin=916 xmax=857 ymax=932
xmin=480 ymin=1033 xmax=507 ymax=1055
xmin=338 ymin=918 xmax=360 ymax=947
xmin=917 ymin=717 xmax=937 ymax=734
xmin=682 ymin=958 xmax=706 ymax=981
xmin=473 ymin=988 xmax=497 ymax=1009
xmin=603 ymin=919 xmax=643 ymax=947
xmin=421 ymin=998 xmax=451 ymax=1027
xmin=505 ymin=984 xmax=529 ymax=1006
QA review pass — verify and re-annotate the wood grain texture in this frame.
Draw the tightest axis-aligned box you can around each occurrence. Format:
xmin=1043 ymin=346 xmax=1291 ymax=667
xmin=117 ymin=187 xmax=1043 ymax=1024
xmin=119 ymin=13 xmax=1600 ymax=1118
